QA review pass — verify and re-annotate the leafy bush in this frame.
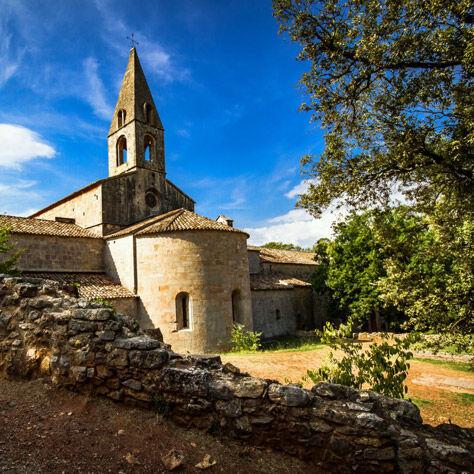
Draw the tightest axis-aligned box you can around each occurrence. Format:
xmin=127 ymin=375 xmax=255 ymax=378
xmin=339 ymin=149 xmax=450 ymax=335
xmin=305 ymin=322 xmax=418 ymax=398
xmin=0 ymin=222 xmax=21 ymax=275
xmin=230 ymin=324 xmax=262 ymax=352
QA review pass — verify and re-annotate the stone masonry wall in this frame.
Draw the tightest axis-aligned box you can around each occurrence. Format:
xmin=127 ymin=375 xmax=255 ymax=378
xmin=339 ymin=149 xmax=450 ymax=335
xmin=0 ymin=276 xmax=472 ymax=473
xmin=261 ymin=262 xmax=317 ymax=278
xmin=252 ymin=287 xmax=314 ymax=338
xmin=135 ymin=231 xmax=252 ymax=353
xmin=10 ymin=234 xmax=104 ymax=273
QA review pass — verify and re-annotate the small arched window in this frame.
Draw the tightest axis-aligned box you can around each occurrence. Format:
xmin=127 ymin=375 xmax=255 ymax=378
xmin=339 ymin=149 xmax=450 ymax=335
xmin=176 ymin=292 xmax=191 ymax=330
xmin=117 ymin=109 xmax=126 ymax=127
xmin=276 ymin=309 xmax=281 ymax=321
xmin=144 ymin=103 xmax=153 ymax=124
xmin=117 ymin=136 xmax=127 ymax=165
xmin=232 ymin=289 xmax=243 ymax=324
xmin=144 ymin=134 xmax=154 ymax=162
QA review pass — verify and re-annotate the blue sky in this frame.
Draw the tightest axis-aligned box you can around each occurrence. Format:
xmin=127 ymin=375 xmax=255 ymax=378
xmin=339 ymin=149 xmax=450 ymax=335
xmin=0 ymin=0 xmax=341 ymax=246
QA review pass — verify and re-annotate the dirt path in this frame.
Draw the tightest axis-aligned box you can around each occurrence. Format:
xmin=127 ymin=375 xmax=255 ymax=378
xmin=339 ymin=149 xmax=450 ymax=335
xmin=222 ymin=349 xmax=474 ymax=428
xmin=0 ymin=378 xmax=311 ymax=474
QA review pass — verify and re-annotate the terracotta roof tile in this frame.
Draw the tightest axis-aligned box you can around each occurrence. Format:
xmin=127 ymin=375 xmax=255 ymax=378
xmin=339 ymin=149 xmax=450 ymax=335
xmin=1 ymin=215 xmax=101 ymax=239
xmin=106 ymin=208 xmax=248 ymax=238
xmin=247 ymin=246 xmax=317 ymax=265
xmin=23 ymin=272 xmax=136 ymax=299
xmin=250 ymin=273 xmax=312 ymax=291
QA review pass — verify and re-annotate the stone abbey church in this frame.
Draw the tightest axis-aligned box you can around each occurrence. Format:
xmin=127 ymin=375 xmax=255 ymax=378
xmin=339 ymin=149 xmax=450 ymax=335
xmin=3 ymin=48 xmax=324 ymax=353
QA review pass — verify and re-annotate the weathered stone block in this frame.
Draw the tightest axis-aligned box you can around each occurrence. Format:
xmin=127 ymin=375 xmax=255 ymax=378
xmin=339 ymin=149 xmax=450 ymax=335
xmin=234 ymin=377 xmax=267 ymax=399
xmin=268 ymin=384 xmax=312 ymax=407
xmin=128 ymin=349 xmax=168 ymax=369
xmin=115 ymin=337 xmax=161 ymax=350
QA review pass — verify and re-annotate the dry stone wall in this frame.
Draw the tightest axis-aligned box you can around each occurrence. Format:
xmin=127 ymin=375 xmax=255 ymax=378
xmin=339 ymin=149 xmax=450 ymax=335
xmin=0 ymin=276 xmax=472 ymax=473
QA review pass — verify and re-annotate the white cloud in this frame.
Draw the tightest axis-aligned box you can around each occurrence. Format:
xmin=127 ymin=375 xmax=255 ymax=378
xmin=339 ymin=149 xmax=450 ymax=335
xmin=83 ymin=57 xmax=114 ymax=120
xmin=0 ymin=124 xmax=55 ymax=169
xmin=246 ymin=206 xmax=348 ymax=248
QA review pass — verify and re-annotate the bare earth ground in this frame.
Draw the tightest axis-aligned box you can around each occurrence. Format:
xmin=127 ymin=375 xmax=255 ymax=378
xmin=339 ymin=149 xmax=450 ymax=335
xmin=222 ymin=347 xmax=474 ymax=428
xmin=0 ymin=378 xmax=311 ymax=474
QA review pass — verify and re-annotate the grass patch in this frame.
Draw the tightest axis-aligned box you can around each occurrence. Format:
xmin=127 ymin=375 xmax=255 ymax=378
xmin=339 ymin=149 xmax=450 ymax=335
xmin=409 ymin=397 xmax=434 ymax=408
xmin=222 ymin=336 xmax=325 ymax=355
xmin=454 ymin=393 xmax=474 ymax=406
xmin=261 ymin=336 xmax=324 ymax=353
xmin=413 ymin=358 xmax=473 ymax=373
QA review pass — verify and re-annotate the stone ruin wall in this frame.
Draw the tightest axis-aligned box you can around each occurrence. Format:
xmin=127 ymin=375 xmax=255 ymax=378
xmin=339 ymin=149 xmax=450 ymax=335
xmin=0 ymin=276 xmax=472 ymax=474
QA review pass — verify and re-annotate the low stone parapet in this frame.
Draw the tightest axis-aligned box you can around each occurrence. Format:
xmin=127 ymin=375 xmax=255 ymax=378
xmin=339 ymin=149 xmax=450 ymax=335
xmin=0 ymin=276 xmax=472 ymax=473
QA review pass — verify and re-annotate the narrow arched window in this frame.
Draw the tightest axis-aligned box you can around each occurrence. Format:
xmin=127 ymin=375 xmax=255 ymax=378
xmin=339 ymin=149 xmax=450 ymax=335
xmin=117 ymin=109 xmax=126 ymax=127
xmin=176 ymin=292 xmax=191 ymax=330
xmin=232 ymin=289 xmax=243 ymax=324
xmin=276 ymin=309 xmax=281 ymax=321
xmin=117 ymin=135 xmax=127 ymax=165
xmin=144 ymin=135 xmax=154 ymax=162
xmin=144 ymin=103 xmax=153 ymax=124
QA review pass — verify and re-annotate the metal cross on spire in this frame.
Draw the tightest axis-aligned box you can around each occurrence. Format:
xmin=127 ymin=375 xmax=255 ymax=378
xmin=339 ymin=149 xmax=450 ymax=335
xmin=126 ymin=33 xmax=139 ymax=48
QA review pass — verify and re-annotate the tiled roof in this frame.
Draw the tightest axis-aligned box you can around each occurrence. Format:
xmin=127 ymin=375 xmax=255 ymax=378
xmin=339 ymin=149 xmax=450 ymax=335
xmin=106 ymin=208 xmax=248 ymax=238
xmin=23 ymin=272 xmax=136 ymax=299
xmin=250 ymin=273 xmax=312 ymax=291
xmin=247 ymin=246 xmax=317 ymax=265
xmin=0 ymin=215 xmax=101 ymax=239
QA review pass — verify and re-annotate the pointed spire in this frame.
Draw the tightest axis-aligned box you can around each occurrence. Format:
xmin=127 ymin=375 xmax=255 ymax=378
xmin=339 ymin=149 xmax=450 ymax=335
xmin=108 ymin=47 xmax=163 ymax=136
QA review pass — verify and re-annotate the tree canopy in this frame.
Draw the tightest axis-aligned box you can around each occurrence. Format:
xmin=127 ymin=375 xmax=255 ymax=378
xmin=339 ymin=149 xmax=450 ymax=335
xmin=273 ymin=0 xmax=473 ymax=217
xmin=312 ymin=207 xmax=473 ymax=333
xmin=261 ymin=241 xmax=312 ymax=252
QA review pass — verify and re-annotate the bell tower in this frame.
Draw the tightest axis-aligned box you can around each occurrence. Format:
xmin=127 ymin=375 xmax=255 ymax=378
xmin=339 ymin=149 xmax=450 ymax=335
xmin=108 ymin=47 xmax=165 ymax=177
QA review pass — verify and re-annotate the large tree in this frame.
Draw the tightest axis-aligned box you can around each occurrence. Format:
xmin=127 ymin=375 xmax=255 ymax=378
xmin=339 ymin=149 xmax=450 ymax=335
xmin=273 ymin=0 xmax=473 ymax=217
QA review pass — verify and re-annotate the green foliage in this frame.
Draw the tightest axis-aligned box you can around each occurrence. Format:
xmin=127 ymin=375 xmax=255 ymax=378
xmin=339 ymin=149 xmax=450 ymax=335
xmin=326 ymin=212 xmax=387 ymax=324
xmin=273 ymin=0 xmax=474 ymax=335
xmin=152 ymin=396 xmax=171 ymax=417
xmin=415 ymin=333 xmax=474 ymax=357
xmin=273 ymin=0 xmax=473 ymax=219
xmin=93 ymin=297 xmax=116 ymax=315
xmin=0 ymin=221 xmax=21 ymax=276
xmin=230 ymin=324 xmax=262 ymax=352
xmin=310 ymin=207 xmax=473 ymax=334
xmin=261 ymin=241 xmax=312 ymax=252
xmin=376 ymin=206 xmax=473 ymax=334
xmin=310 ymin=211 xmax=405 ymax=328
xmin=306 ymin=322 xmax=418 ymax=398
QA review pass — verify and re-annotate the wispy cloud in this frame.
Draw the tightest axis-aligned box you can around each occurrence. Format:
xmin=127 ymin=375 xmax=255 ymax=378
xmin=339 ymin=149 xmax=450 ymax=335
xmin=285 ymin=179 xmax=312 ymax=199
xmin=0 ymin=178 xmax=42 ymax=216
xmin=0 ymin=15 xmax=23 ymax=89
xmin=176 ymin=129 xmax=190 ymax=138
xmin=0 ymin=124 xmax=56 ymax=169
xmin=192 ymin=174 xmax=252 ymax=214
xmin=83 ymin=57 xmax=114 ymax=120
xmin=93 ymin=0 xmax=189 ymax=83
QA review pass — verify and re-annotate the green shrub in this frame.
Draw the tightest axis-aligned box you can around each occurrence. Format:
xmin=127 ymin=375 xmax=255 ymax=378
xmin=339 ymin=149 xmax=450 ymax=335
xmin=230 ymin=324 xmax=262 ymax=352
xmin=0 ymin=222 xmax=21 ymax=276
xmin=305 ymin=322 xmax=418 ymax=398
